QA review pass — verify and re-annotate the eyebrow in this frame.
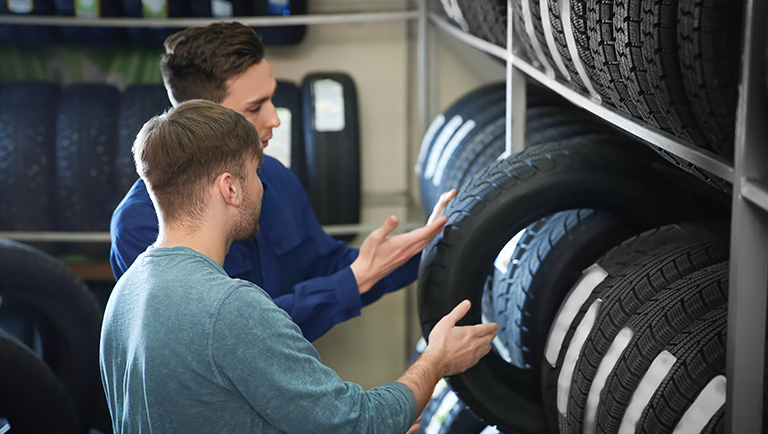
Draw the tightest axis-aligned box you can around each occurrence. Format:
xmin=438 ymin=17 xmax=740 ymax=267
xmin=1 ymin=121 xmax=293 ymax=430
xmin=245 ymin=82 xmax=279 ymax=110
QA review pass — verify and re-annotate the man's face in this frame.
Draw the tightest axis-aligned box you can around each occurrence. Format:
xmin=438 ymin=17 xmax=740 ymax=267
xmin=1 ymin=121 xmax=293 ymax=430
xmin=232 ymin=154 xmax=263 ymax=242
xmin=220 ymin=60 xmax=281 ymax=150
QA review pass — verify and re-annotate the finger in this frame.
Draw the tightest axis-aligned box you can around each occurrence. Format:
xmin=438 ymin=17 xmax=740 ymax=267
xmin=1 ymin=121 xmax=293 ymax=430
xmin=373 ymin=215 xmax=399 ymax=238
xmin=428 ymin=189 xmax=456 ymax=225
xmin=441 ymin=299 xmax=471 ymax=325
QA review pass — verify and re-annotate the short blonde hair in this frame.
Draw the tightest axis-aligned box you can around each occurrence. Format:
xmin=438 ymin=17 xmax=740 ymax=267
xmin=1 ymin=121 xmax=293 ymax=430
xmin=133 ymin=99 xmax=263 ymax=225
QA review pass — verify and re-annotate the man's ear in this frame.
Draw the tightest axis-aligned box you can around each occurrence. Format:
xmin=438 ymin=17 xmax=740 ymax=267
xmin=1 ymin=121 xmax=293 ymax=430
xmin=216 ymin=172 xmax=241 ymax=208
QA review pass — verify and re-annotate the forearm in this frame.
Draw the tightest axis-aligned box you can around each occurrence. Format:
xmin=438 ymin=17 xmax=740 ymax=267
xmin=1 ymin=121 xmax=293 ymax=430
xmin=395 ymin=350 xmax=446 ymax=414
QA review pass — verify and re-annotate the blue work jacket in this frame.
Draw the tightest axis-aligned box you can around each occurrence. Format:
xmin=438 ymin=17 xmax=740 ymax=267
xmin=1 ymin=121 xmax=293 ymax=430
xmin=109 ymin=156 xmax=419 ymax=341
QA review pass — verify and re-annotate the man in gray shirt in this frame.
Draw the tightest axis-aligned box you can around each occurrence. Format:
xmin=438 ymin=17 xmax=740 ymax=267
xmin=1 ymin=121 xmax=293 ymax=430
xmin=99 ymin=100 xmax=498 ymax=433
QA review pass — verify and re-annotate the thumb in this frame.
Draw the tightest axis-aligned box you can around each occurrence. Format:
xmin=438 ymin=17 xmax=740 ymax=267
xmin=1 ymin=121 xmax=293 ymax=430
xmin=378 ymin=215 xmax=399 ymax=235
xmin=440 ymin=299 xmax=471 ymax=326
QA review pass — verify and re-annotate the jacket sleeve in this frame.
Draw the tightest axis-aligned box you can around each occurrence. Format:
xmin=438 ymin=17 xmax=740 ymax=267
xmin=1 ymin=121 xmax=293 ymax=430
xmin=109 ymin=180 xmax=159 ymax=281
xmin=211 ymin=286 xmax=418 ymax=434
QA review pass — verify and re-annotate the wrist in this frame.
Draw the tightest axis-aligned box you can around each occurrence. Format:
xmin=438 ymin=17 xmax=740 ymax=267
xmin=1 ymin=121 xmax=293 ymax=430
xmin=350 ymin=260 xmax=375 ymax=294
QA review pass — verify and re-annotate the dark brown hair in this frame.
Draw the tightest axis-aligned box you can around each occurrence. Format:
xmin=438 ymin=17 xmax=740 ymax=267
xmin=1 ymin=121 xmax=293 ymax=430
xmin=133 ymin=99 xmax=263 ymax=225
xmin=161 ymin=22 xmax=265 ymax=104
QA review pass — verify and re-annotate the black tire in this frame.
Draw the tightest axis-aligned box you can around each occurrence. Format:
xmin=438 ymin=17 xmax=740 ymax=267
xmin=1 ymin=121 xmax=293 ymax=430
xmin=423 ymin=97 xmax=506 ymax=212
xmin=0 ymin=0 xmax=60 ymax=46
xmin=117 ymin=84 xmax=171 ymax=196
xmin=54 ymin=0 xmax=124 ymax=46
xmin=539 ymin=221 xmax=727 ymax=434
xmin=528 ymin=0 xmax=568 ymax=82
xmin=415 ymin=380 xmax=453 ymax=434
xmin=123 ymin=0 xmax=211 ymax=46
xmin=638 ymin=0 xmax=708 ymax=149
xmin=0 ymin=83 xmax=60 ymax=252
xmin=438 ymin=402 xmax=487 ymax=434
xmin=417 ymin=82 xmax=505 ymax=213
xmin=0 ymin=328 xmax=82 ymax=434
xmin=510 ymin=0 xmax=543 ymax=66
xmin=586 ymin=0 xmax=646 ymax=119
xmin=678 ymin=0 xmax=741 ymax=158
xmin=270 ymin=80 xmax=307 ymax=187
xmin=493 ymin=208 xmax=638 ymax=370
xmin=418 ymin=138 xmax=713 ymax=433
xmin=301 ymin=72 xmax=360 ymax=229
xmin=0 ymin=239 xmax=107 ymax=433
xmin=625 ymin=303 xmax=728 ymax=434
xmin=565 ymin=237 xmax=729 ymax=434
xmin=254 ymin=0 xmax=307 ymax=45
xmin=546 ymin=0 xmax=590 ymax=94
xmin=571 ymin=0 xmax=614 ymax=103
xmin=55 ymin=83 xmax=120 ymax=256
xmin=592 ymin=263 xmax=729 ymax=434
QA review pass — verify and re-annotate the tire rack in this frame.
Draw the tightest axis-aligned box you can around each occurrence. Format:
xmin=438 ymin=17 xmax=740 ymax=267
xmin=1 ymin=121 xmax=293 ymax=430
xmin=0 ymin=8 xmax=424 ymax=241
xmin=417 ymin=0 xmax=767 ymax=432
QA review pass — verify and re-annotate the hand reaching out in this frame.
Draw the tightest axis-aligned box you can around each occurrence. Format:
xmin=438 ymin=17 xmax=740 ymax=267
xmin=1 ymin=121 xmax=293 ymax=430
xmin=350 ymin=189 xmax=457 ymax=294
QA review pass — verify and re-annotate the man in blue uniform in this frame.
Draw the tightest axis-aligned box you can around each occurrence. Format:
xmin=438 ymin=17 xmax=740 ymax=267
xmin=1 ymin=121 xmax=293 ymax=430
xmin=100 ymin=100 xmax=497 ymax=433
xmin=110 ymin=22 xmax=455 ymax=341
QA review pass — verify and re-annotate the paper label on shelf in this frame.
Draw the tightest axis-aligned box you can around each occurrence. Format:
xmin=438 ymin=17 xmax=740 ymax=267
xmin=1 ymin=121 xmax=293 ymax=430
xmin=265 ymin=108 xmax=292 ymax=168
xmin=211 ymin=0 xmax=233 ymax=18
xmin=75 ymin=0 xmax=100 ymax=19
xmin=8 ymin=0 xmax=33 ymax=14
xmin=313 ymin=79 xmax=346 ymax=132
xmin=142 ymin=0 xmax=168 ymax=18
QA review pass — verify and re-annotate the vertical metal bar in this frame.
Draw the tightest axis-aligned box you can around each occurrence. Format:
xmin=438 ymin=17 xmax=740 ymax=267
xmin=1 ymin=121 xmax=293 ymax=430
xmin=727 ymin=0 xmax=768 ymax=432
xmin=505 ymin=0 xmax=526 ymax=158
xmin=417 ymin=0 xmax=430 ymax=135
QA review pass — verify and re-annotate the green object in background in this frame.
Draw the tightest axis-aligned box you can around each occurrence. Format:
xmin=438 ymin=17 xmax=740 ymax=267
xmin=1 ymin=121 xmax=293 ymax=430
xmin=0 ymin=41 xmax=165 ymax=86
xmin=75 ymin=0 xmax=100 ymax=19
xmin=142 ymin=0 xmax=169 ymax=18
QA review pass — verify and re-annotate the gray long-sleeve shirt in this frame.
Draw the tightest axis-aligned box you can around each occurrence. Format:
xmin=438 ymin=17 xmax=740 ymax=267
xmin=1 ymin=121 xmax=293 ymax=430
xmin=99 ymin=246 xmax=417 ymax=433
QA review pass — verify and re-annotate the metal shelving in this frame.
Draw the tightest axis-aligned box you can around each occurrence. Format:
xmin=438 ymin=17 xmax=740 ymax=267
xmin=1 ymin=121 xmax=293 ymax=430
xmin=0 ymin=7 xmax=423 ymax=241
xmin=419 ymin=1 xmax=767 ymax=432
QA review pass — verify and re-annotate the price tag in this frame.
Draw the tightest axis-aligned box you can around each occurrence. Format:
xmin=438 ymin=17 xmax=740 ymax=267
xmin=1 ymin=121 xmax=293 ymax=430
xmin=312 ymin=79 xmax=345 ymax=133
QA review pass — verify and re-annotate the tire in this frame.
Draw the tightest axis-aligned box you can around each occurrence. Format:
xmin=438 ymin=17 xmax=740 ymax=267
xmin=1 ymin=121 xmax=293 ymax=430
xmin=493 ymin=208 xmax=638 ymax=370
xmin=591 ymin=262 xmax=729 ymax=434
xmin=638 ymin=0 xmax=708 ymax=149
xmin=0 ymin=0 xmax=60 ymax=46
xmin=0 ymin=328 xmax=82 ymax=434
xmin=269 ymin=80 xmax=306 ymax=187
xmin=415 ymin=380 xmax=453 ymax=434
xmin=117 ymin=84 xmax=171 ymax=196
xmin=418 ymin=138 xmax=713 ymax=433
xmin=55 ymin=84 xmax=120 ymax=256
xmin=528 ymin=0 xmax=568 ymax=82
xmin=0 ymin=239 xmax=107 ymax=433
xmin=678 ymin=0 xmax=742 ymax=158
xmin=301 ymin=72 xmax=361 ymax=229
xmin=123 ymin=0 xmax=211 ymax=46
xmin=438 ymin=402 xmax=487 ymax=434
xmin=539 ymin=221 xmax=727 ymax=433
xmin=255 ymin=0 xmax=307 ymax=45
xmin=423 ymin=96 xmax=506 ymax=212
xmin=618 ymin=302 xmax=728 ymax=434
xmin=546 ymin=0 xmax=590 ymax=94
xmin=586 ymin=0 xmax=646 ymax=119
xmin=54 ymin=0 xmax=124 ymax=46
xmin=570 ymin=0 xmax=613 ymax=103
xmin=417 ymin=82 xmax=505 ymax=213
xmin=565 ymin=236 xmax=729 ymax=434
xmin=510 ymin=0 xmax=543 ymax=66
xmin=0 ymin=83 xmax=60 ymax=252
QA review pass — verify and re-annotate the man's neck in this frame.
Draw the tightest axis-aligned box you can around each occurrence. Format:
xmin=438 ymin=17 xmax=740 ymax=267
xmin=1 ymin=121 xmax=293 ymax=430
xmin=155 ymin=226 xmax=231 ymax=267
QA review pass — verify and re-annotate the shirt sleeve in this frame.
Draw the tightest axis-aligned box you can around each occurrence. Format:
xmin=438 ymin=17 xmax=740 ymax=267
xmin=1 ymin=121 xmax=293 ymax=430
xmin=210 ymin=285 xmax=419 ymax=434
xmin=109 ymin=179 xmax=159 ymax=280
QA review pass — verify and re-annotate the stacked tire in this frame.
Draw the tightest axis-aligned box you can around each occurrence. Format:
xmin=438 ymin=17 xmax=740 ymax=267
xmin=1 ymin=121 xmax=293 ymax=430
xmin=434 ymin=0 xmax=743 ymax=192
xmin=415 ymin=83 xmax=733 ymax=433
